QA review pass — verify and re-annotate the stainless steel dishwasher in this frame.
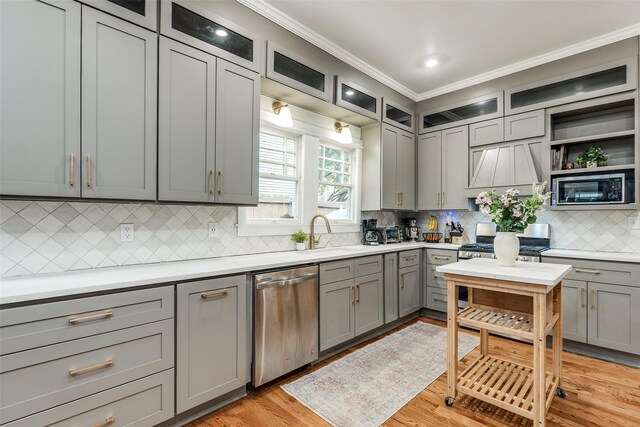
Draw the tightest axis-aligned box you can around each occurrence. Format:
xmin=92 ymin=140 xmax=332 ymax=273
xmin=253 ymin=265 xmax=318 ymax=387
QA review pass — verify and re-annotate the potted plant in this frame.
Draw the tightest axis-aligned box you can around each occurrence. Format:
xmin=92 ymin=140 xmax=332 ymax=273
xmin=291 ymin=230 xmax=308 ymax=251
xmin=576 ymin=147 xmax=608 ymax=169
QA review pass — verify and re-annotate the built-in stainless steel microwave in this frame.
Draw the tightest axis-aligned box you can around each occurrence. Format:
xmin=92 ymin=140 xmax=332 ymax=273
xmin=552 ymin=173 xmax=625 ymax=205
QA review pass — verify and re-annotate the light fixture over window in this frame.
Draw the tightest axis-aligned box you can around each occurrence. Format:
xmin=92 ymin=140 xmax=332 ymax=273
xmin=334 ymin=122 xmax=353 ymax=144
xmin=272 ymin=101 xmax=293 ymax=128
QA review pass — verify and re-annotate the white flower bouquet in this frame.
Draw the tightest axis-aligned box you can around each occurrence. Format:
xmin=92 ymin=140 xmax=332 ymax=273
xmin=475 ymin=183 xmax=551 ymax=232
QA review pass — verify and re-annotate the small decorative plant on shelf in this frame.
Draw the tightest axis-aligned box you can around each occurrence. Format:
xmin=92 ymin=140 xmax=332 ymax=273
xmin=475 ymin=182 xmax=551 ymax=266
xmin=576 ymin=147 xmax=608 ymax=169
xmin=291 ymin=230 xmax=308 ymax=251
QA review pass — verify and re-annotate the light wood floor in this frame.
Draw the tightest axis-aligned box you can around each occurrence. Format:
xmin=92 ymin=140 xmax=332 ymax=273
xmin=189 ymin=318 xmax=640 ymax=427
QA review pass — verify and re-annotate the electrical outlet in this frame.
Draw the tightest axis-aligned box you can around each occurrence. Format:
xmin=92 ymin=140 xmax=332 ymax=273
xmin=208 ymin=222 xmax=219 ymax=238
xmin=120 ymin=223 xmax=134 ymax=242
xmin=628 ymin=216 xmax=640 ymax=229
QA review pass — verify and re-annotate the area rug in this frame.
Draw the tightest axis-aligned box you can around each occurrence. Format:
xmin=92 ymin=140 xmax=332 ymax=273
xmin=281 ymin=321 xmax=479 ymax=427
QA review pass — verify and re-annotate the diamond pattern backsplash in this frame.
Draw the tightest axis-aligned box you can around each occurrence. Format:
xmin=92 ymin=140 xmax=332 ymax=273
xmin=0 ymin=201 xmax=360 ymax=277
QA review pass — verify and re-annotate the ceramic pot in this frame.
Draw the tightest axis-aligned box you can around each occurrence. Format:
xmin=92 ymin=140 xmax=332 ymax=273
xmin=295 ymin=242 xmax=306 ymax=251
xmin=587 ymin=161 xmax=598 ymax=169
xmin=494 ymin=232 xmax=519 ymax=267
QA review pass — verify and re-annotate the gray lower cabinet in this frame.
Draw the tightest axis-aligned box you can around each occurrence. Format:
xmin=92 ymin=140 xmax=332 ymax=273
xmin=319 ymin=279 xmax=356 ymax=351
xmin=82 ymin=6 xmax=157 ymax=200
xmin=425 ymin=248 xmax=457 ymax=312
xmin=560 ymin=279 xmax=587 ymax=343
xmin=176 ymin=275 xmax=247 ymax=413
xmin=384 ymin=253 xmax=399 ymax=323
xmin=399 ymin=265 xmax=420 ymax=317
xmin=354 ymin=273 xmax=384 ymax=336
xmin=0 ymin=0 xmax=81 ymax=198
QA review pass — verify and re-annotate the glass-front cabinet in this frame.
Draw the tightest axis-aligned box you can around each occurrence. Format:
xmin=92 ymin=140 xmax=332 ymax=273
xmin=383 ymin=99 xmax=414 ymax=133
xmin=335 ymin=76 xmax=381 ymax=120
xmin=506 ymin=57 xmax=637 ymax=115
xmin=418 ymin=93 xmax=503 ymax=134
xmin=160 ymin=0 xmax=260 ymax=72
xmin=81 ymin=0 xmax=157 ymax=31
xmin=266 ymin=41 xmax=332 ymax=101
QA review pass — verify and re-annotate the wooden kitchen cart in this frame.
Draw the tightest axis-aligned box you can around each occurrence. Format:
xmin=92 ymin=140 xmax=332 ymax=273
xmin=436 ymin=259 xmax=572 ymax=427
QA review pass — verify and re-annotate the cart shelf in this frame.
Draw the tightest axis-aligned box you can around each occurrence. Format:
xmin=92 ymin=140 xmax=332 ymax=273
xmin=457 ymin=306 xmax=559 ymax=339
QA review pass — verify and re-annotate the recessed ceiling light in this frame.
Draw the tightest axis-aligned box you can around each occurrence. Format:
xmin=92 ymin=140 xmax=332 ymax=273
xmin=215 ymin=29 xmax=228 ymax=37
xmin=345 ymin=90 xmax=355 ymax=96
xmin=425 ymin=58 xmax=439 ymax=68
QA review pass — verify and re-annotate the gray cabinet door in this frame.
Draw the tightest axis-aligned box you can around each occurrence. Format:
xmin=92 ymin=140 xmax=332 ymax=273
xmin=0 ymin=0 xmax=81 ymax=198
xmin=176 ymin=275 xmax=247 ymax=413
xmin=561 ymin=279 xmax=587 ymax=343
xmin=442 ymin=126 xmax=469 ymax=210
xmin=81 ymin=7 xmax=157 ymax=200
xmin=587 ymin=282 xmax=640 ymax=354
xmin=399 ymin=265 xmax=420 ymax=317
xmin=158 ymin=37 xmax=216 ymax=203
xmin=417 ymin=132 xmax=442 ymax=210
xmin=215 ymin=59 xmax=259 ymax=205
xmin=384 ymin=253 xmax=398 ymax=324
xmin=381 ymin=125 xmax=399 ymax=209
xmin=396 ymin=129 xmax=416 ymax=210
xmin=319 ymin=279 xmax=355 ymax=351
xmin=354 ymin=273 xmax=384 ymax=336
xmin=80 ymin=0 xmax=158 ymax=31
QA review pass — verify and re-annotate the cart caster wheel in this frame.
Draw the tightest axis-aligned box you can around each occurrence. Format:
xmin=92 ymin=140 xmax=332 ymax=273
xmin=444 ymin=396 xmax=454 ymax=406
xmin=556 ymin=388 xmax=566 ymax=398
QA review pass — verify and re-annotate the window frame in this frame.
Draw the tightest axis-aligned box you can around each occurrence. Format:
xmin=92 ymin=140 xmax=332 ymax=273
xmin=317 ymin=140 xmax=356 ymax=224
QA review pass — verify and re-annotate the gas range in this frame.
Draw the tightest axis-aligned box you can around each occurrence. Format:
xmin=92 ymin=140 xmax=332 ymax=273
xmin=458 ymin=223 xmax=550 ymax=263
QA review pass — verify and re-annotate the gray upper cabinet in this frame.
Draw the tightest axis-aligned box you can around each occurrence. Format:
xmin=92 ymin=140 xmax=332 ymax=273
xmin=176 ymin=275 xmax=247 ymax=413
xmin=505 ymin=56 xmax=638 ymax=115
xmin=0 ymin=0 xmax=81 ymax=198
xmin=383 ymin=99 xmax=414 ymax=133
xmin=335 ymin=76 xmax=381 ymax=120
xmin=381 ymin=125 xmax=415 ymax=210
xmin=418 ymin=92 xmax=503 ymax=134
xmin=417 ymin=132 xmax=442 ymax=210
xmin=159 ymin=37 xmax=216 ymax=203
xmin=80 ymin=0 xmax=158 ymax=31
xmin=160 ymin=0 xmax=261 ymax=73
xmin=266 ymin=41 xmax=332 ymax=101
xmin=469 ymin=118 xmax=504 ymax=147
xmin=504 ymin=110 xmax=545 ymax=141
xmin=215 ymin=59 xmax=259 ymax=205
xmin=82 ymin=6 xmax=157 ymax=200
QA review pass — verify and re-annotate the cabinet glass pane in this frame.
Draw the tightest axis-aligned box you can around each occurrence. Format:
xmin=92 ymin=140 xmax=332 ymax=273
xmin=171 ymin=3 xmax=253 ymax=61
xmin=511 ymin=66 xmax=627 ymax=109
xmin=386 ymin=104 xmax=412 ymax=128
xmin=107 ymin=0 xmax=145 ymax=15
xmin=423 ymin=98 xmax=497 ymax=128
xmin=273 ymin=51 xmax=325 ymax=92
xmin=341 ymin=84 xmax=377 ymax=114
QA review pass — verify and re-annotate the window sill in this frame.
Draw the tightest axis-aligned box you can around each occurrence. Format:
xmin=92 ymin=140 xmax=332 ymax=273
xmin=237 ymin=223 xmax=360 ymax=237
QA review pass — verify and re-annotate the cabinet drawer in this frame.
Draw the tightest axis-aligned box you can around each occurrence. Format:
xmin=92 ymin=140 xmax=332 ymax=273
xmin=398 ymin=250 xmax=420 ymax=268
xmin=0 ymin=320 xmax=174 ymax=424
xmin=0 ymin=286 xmax=174 ymax=356
xmin=504 ymin=110 xmax=544 ymax=141
xmin=426 ymin=287 xmax=449 ymax=312
xmin=544 ymin=256 xmax=639 ymax=287
xmin=355 ymin=255 xmax=383 ymax=277
xmin=320 ymin=259 xmax=355 ymax=285
xmin=469 ymin=118 xmax=504 ymax=147
xmin=4 ymin=369 xmax=174 ymax=427
xmin=426 ymin=264 xmax=448 ymax=290
xmin=426 ymin=249 xmax=457 ymax=265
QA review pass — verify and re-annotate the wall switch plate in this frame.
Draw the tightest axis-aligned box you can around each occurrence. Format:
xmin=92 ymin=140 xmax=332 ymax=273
xmin=208 ymin=222 xmax=219 ymax=238
xmin=120 ymin=223 xmax=134 ymax=242
xmin=628 ymin=216 xmax=640 ymax=229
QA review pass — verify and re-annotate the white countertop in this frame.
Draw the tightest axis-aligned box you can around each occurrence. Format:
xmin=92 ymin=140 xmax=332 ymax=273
xmin=0 ymin=242 xmax=460 ymax=305
xmin=436 ymin=258 xmax=571 ymax=287
xmin=543 ymin=248 xmax=640 ymax=264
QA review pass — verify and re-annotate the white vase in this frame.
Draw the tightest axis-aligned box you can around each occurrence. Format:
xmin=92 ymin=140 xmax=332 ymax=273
xmin=587 ymin=161 xmax=598 ymax=169
xmin=295 ymin=242 xmax=306 ymax=251
xmin=494 ymin=232 xmax=519 ymax=267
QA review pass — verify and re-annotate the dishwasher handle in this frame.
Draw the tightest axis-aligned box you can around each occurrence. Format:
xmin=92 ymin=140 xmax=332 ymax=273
xmin=256 ymin=273 xmax=318 ymax=290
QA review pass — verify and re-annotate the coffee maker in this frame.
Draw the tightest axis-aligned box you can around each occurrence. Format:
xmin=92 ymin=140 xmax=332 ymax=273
xmin=362 ymin=219 xmax=382 ymax=245
xmin=404 ymin=218 xmax=420 ymax=242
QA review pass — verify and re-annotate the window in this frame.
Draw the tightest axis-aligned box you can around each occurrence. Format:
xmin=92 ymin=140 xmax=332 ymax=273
xmin=318 ymin=143 xmax=353 ymax=221
xmin=246 ymin=130 xmax=299 ymax=221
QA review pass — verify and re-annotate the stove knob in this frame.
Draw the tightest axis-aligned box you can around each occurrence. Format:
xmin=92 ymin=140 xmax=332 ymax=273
xmin=474 ymin=253 xmax=481 ymax=258
xmin=490 ymin=253 xmax=496 ymax=259
xmin=465 ymin=251 xmax=472 ymax=258
xmin=517 ymin=256 xmax=527 ymax=262
xmin=532 ymin=257 xmax=540 ymax=263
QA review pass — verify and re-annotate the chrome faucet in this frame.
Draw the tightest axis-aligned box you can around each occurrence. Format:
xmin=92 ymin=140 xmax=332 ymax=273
xmin=309 ymin=214 xmax=332 ymax=249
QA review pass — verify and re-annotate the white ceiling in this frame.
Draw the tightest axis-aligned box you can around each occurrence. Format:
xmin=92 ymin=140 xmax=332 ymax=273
xmin=251 ymin=0 xmax=640 ymax=100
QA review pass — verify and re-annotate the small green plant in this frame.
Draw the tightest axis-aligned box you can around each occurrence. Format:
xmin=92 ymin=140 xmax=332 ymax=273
xmin=576 ymin=147 xmax=608 ymax=167
xmin=290 ymin=230 xmax=308 ymax=243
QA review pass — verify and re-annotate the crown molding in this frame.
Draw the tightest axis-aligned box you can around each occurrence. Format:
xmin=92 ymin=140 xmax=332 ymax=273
xmin=237 ymin=0 xmax=418 ymax=101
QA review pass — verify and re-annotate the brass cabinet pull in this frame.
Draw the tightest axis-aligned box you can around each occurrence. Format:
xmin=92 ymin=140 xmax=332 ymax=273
xmin=442 ymin=191 xmax=446 ymax=206
xmin=69 ymin=153 xmax=75 ymax=186
xmin=68 ymin=310 xmax=113 ymax=324
xmin=433 ymin=256 xmax=450 ymax=260
xmin=396 ymin=192 xmax=400 ymax=207
xmin=352 ymin=285 xmax=355 ymax=305
xmin=580 ymin=288 xmax=586 ymax=308
xmin=590 ymin=289 xmax=596 ymax=309
xmin=355 ymin=284 xmax=360 ymax=303
xmin=434 ymin=298 xmax=447 ymax=304
xmin=209 ymin=170 xmax=214 ymax=194
xmin=576 ymin=268 xmax=600 ymax=274
xmin=86 ymin=155 xmax=92 ymax=188
xmin=201 ymin=289 xmax=228 ymax=299
xmin=437 ymin=192 xmax=441 ymax=207
xmin=69 ymin=359 xmax=113 ymax=376
xmin=400 ymin=275 xmax=404 ymax=289
xmin=217 ymin=171 xmax=222 ymax=194
xmin=400 ymin=192 xmax=403 ymax=207
xmin=94 ymin=416 xmax=115 ymax=427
